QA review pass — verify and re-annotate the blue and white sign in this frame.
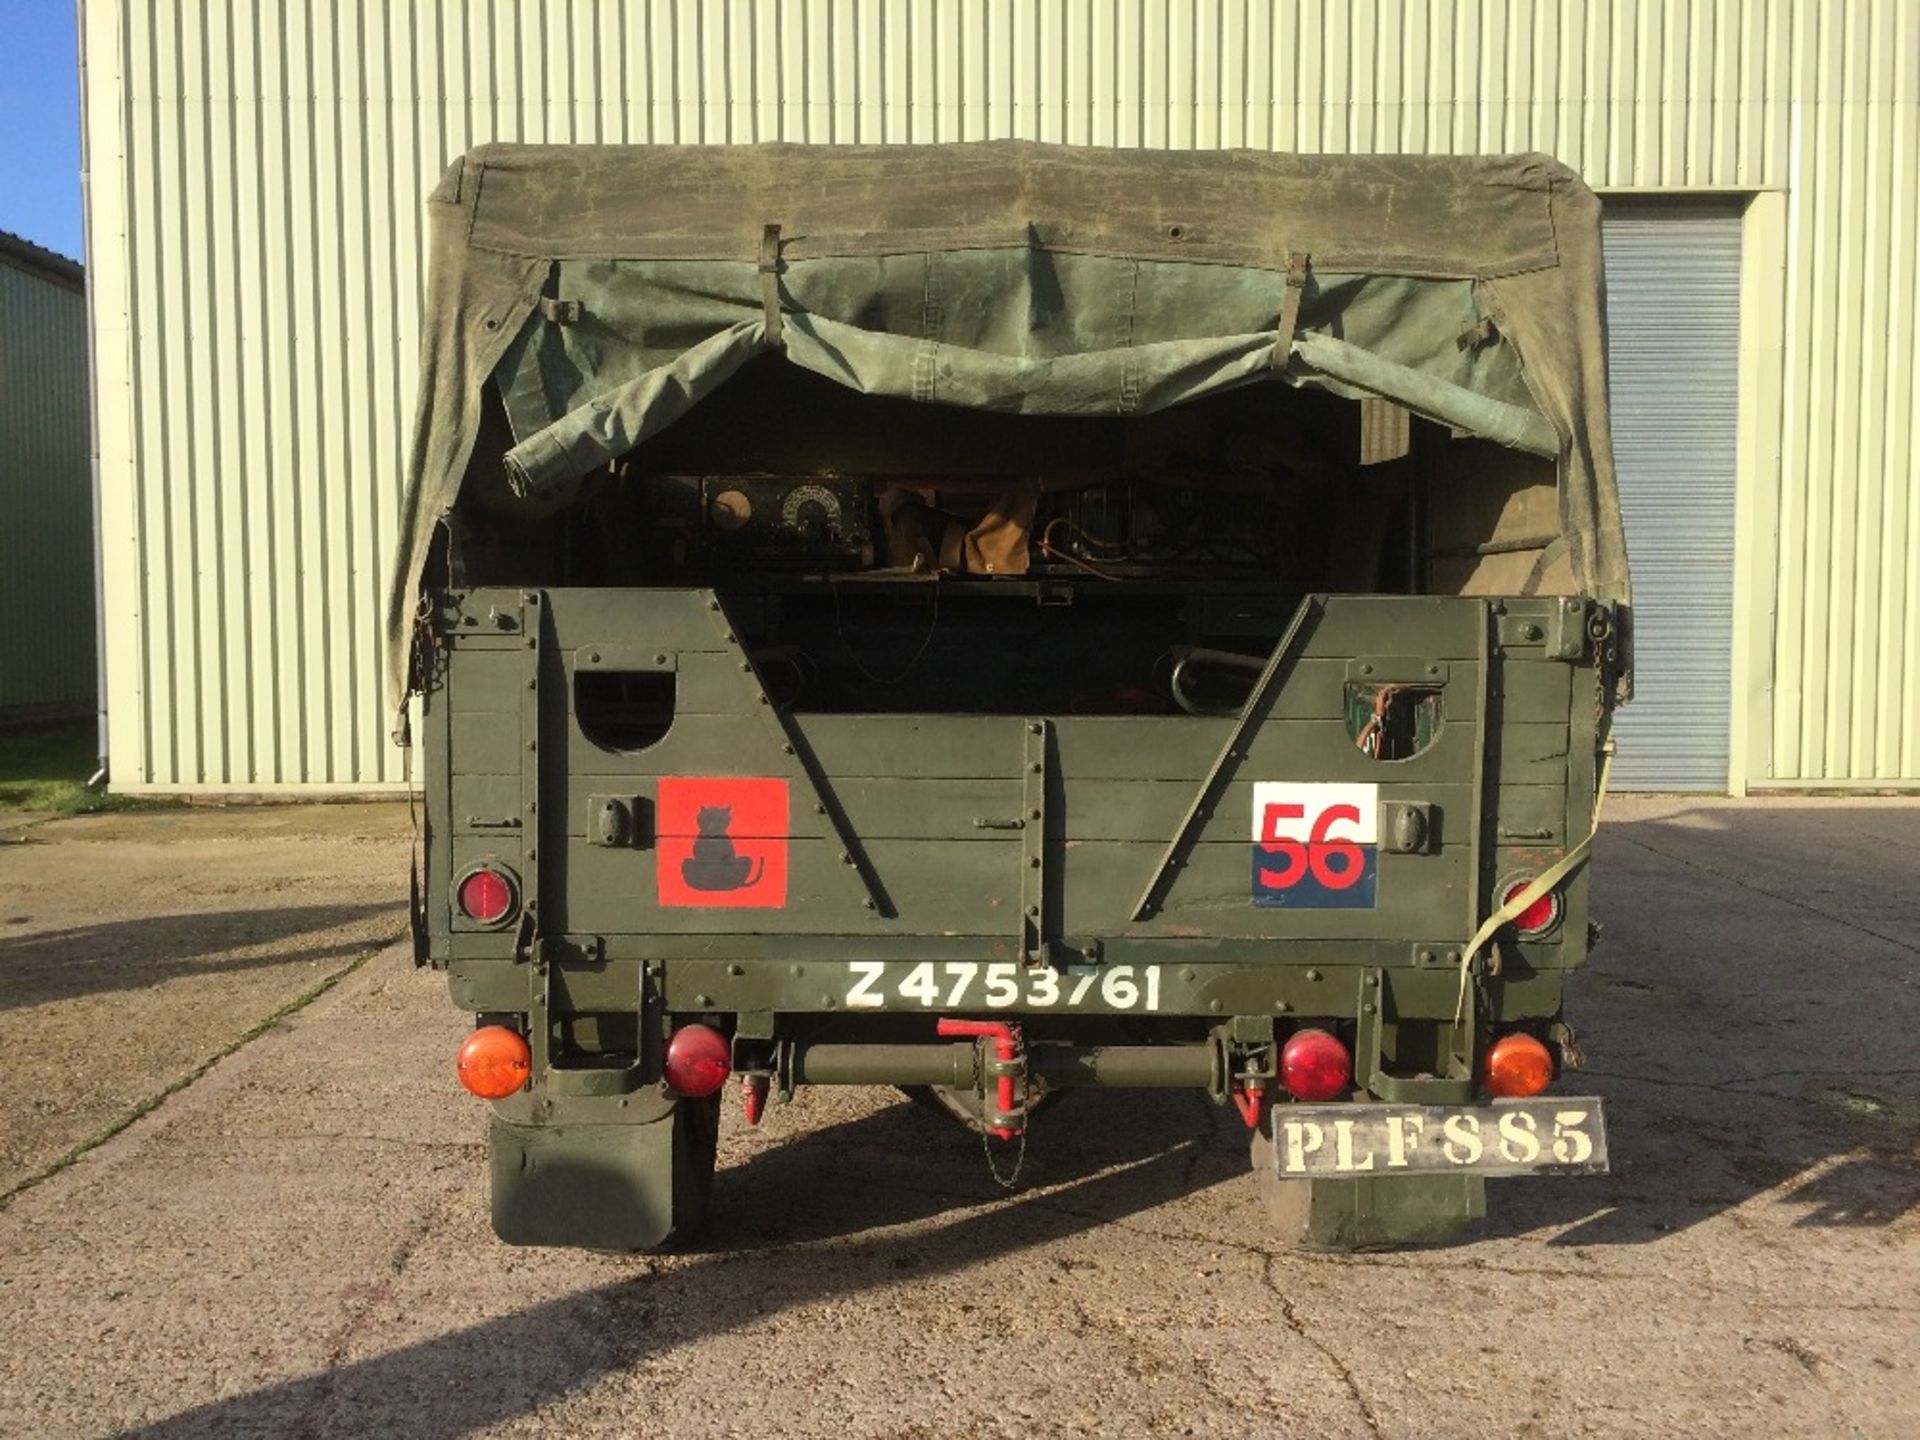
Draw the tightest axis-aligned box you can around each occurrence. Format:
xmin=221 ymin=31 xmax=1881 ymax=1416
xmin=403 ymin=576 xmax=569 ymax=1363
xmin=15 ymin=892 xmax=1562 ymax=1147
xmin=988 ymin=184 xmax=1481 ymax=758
xmin=1251 ymin=781 xmax=1379 ymax=908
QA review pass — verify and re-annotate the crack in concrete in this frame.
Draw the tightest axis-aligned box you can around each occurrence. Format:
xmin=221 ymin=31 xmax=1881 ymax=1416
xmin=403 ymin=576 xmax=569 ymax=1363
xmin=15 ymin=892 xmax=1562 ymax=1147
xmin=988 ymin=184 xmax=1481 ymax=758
xmin=204 ymin=1133 xmax=486 ymax=1154
xmin=302 ymin=1171 xmax=471 ymax=1436
xmin=1609 ymin=829 xmax=1920 ymax=957
xmin=1028 ymin=1189 xmax=1628 ymax=1284
xmin=1582 ymin=1066 xmax=1920 ymax=1103
xmin=1262 ymin=1253 xmax=1384 ymax=1439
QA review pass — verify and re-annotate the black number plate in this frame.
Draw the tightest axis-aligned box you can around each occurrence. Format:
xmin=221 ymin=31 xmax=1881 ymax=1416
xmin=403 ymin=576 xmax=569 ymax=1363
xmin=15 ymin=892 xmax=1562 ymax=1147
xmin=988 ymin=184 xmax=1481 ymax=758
xmin=1270 ymin=1098 xmax=1609 ymax=1178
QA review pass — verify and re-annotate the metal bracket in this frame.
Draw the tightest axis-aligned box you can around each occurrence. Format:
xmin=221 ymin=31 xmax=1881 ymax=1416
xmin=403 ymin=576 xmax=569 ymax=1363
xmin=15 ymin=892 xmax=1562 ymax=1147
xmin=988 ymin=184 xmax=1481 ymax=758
xmin=1022 ymin=718 xmax=1049 ymax=964
xmin=573 ymin=645 xmax=675 ymax=672
xmin=1346 ymin=657 xmax=1449 ymax=684
xmin=518 ymin=591 xmax=543 ymax=954
xmin=527 ymin=946 xmax=552 ymax=1078
xmin=1542 ymin=596 xmax=1590 ymax=661
xmin=1464 ymin=603 xmax=1494 ymax=947
xmin=1410 ymin=943 xmax=1464 ymax=970
xmin=1353 ymin=966 xmax=1384 ymax=1092
xmin=1229 ymin=1013 xmax=1275 ymax=1084
xmin=1131 ymin=595 xmax=1321 ymax=921
xmin=705 ymin=591 xmax=890 ymax=918
xmin=773 ymin=1038 xmax=797 ymax=1102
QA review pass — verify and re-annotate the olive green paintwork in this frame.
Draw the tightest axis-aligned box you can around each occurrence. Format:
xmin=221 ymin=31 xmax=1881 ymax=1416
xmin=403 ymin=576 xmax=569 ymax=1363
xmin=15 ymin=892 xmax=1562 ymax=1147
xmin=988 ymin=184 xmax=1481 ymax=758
xmin=420 ymin=583 xmax=1611 ymax=1248
xmin=426 ymin=587 xmax=1603 ymax=974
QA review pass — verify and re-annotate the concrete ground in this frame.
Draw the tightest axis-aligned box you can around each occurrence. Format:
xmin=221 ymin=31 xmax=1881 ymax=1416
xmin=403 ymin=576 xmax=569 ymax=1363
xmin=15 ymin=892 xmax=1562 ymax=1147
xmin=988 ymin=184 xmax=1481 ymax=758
xmin=0 ymin=796 xmax=1915 ymax=1437
xmin=0 ymin=804 xmax=412 ymax=1194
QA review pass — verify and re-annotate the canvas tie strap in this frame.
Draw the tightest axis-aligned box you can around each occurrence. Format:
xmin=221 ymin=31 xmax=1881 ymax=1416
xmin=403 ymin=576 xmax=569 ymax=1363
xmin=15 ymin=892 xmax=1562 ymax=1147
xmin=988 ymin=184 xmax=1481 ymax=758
xmin=759 ymin=224 xmax=785 ymax=349
xmin=1454 ymin=741 xmax=1614 ymax=1023
xmin=1271 ymin=251 xmax=1310 ymax=373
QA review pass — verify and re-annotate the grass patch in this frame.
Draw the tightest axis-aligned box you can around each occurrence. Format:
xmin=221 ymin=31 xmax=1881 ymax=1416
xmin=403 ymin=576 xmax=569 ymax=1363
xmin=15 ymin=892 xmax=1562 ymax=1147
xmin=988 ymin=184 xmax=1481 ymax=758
xmin=0 ymin=720 xmax=171 ymax=815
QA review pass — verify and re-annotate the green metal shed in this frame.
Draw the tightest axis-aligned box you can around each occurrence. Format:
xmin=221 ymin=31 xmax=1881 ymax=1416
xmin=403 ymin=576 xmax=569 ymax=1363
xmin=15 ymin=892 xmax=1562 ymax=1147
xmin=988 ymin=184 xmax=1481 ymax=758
xmin=0 ymin=232 xmax=95 ymax=724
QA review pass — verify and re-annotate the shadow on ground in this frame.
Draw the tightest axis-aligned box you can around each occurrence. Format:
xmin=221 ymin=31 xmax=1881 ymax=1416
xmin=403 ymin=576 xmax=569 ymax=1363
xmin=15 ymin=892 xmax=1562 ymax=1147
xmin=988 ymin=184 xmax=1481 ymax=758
xmin=119 ymin=1090 xmax=1239 ymax=1439
xmin=1482 ymin=803 xmax=1920 ymax=1245
xmin=111 ymin=797 xmax=1920 ymax=1434
xmin=0 ymin=903 xmax=404 ymax=1012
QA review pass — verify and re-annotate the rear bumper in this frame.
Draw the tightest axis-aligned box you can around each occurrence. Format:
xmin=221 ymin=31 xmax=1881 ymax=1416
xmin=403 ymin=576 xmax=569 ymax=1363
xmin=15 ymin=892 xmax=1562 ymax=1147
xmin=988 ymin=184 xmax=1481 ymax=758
xmin=450 ymin=947 xmax=1573 ymax=1025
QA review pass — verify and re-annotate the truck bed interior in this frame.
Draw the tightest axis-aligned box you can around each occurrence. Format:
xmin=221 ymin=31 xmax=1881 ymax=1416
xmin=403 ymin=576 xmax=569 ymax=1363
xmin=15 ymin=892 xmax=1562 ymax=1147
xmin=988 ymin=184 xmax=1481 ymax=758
xmin=447 ymin=357 xmax=1553 ymax=723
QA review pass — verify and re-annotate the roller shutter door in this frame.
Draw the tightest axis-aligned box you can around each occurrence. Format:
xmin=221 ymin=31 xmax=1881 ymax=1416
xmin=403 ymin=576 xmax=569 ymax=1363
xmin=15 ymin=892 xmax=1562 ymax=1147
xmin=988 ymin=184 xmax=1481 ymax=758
xmin=1602 ymin=200 xmax=1743 ymax=790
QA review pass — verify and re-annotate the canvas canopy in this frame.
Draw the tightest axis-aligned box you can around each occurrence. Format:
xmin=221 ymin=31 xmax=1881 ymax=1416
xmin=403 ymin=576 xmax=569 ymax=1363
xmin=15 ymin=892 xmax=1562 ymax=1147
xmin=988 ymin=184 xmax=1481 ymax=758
xmin=388 ymin=141 xmax=1629 ymax=717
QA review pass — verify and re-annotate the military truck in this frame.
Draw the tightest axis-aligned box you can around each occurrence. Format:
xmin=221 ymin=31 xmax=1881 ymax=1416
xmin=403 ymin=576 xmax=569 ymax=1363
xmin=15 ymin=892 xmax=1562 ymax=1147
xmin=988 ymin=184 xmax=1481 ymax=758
xmin=389 ymin=142 xmax=1627 ymax=1251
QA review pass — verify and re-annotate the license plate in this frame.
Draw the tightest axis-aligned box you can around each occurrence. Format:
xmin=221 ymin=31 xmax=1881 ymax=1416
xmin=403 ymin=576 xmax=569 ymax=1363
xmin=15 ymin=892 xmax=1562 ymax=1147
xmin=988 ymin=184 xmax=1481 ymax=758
xmin=1271 ymin=1098 xmax=1609 ymax=1178
xmin=843 ymin=960 xmax=1166 ymax=1013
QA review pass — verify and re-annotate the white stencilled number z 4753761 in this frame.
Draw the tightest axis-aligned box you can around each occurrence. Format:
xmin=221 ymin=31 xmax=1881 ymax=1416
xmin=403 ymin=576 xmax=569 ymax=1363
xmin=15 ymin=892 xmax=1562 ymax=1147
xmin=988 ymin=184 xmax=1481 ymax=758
xmin=845 ymin=960 xmax=887 ymax=1009
xmin=840 ymin=962 xmax=1163 ymax=1011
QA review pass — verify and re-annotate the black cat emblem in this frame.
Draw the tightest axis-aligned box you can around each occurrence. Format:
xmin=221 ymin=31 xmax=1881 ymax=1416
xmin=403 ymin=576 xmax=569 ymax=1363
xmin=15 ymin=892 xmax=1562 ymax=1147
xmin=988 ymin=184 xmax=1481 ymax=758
xmin=680 ymin=805 xmax=765 ymax=892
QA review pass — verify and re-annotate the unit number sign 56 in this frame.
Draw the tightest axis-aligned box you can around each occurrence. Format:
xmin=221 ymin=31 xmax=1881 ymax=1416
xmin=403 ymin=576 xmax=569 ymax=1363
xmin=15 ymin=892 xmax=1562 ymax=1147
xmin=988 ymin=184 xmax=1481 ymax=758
xmin=1250 ymin=781 xmax=1381 ymax=909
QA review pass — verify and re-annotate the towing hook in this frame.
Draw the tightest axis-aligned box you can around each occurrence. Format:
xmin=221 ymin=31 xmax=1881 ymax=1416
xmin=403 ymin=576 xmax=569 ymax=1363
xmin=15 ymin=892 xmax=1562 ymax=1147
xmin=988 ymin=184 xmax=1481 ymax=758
xmin=742 ymin=1074 xmax=769 ymax=1126
xmin=936 ymin=1018 xmax=1024 ymax=1139
xmin=1230 ymin=1079 xmax=1266 ymax=1129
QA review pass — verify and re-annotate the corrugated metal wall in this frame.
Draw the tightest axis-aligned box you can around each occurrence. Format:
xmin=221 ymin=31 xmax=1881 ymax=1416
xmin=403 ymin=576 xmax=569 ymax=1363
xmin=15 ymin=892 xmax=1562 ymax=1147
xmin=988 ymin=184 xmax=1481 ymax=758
xmin=0 ymin=249 xmax=95 ymax=718
xmin=81 ymin=0 xmax=1920 ymax=789
xmin=1603 ymin=201 xmax=1745 ymax=790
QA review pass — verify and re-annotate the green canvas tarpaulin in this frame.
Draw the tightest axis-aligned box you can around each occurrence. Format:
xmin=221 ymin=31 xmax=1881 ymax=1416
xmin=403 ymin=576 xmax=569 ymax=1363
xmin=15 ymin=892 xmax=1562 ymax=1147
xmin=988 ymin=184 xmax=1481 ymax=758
xmin=388 ymin=141 xmax=1629 ymax=718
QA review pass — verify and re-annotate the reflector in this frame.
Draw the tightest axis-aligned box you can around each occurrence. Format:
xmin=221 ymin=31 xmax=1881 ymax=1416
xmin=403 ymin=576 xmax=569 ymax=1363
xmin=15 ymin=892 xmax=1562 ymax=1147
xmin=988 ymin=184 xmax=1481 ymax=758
xmin=1280 ymin=1027 xmax=1352 ymax=1102
xmin=457 ymin=1025 xmax=532 ymax=1099
xmin=1499 ymin=877 xmax=1561 ymax=936
xmin=1483 ymin=1032 xmax=1554 ymax=1098
xmin=664 ymin=1023 xmax=732 ymax=1098
xmin=458 ymin=867 xmax=516 ymax=925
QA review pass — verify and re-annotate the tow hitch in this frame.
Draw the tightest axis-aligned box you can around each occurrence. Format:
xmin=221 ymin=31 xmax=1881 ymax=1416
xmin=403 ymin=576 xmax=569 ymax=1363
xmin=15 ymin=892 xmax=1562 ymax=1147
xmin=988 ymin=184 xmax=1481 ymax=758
xmin=935 ymin=1018 xmax=1026 ymax=1138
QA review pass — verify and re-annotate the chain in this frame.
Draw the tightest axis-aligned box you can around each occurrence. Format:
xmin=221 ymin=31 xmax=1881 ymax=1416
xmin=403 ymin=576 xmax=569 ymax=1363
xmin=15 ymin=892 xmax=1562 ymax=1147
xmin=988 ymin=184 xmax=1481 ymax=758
xmin=978 ymin=1082 xmax=1031 ymax=1191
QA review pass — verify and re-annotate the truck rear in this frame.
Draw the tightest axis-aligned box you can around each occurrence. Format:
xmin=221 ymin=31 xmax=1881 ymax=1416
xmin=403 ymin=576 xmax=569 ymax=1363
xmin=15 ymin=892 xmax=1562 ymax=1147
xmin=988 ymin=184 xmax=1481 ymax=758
xmin=391 ymin=142 xmax=1629 ymax=1250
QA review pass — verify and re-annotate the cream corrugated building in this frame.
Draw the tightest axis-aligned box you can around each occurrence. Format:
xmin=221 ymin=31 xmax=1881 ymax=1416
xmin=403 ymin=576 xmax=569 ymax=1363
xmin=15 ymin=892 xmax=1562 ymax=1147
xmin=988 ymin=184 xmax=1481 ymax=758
xmin=80 ymin=0 xmax=1920 ymax=793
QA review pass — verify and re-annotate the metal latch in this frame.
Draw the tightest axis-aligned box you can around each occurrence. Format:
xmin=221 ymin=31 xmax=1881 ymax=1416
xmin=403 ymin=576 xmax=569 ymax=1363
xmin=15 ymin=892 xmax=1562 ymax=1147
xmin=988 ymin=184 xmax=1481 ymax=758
xmin=1379 ymin=801 xmax=1436 ymax=854
xmin=588 ymin=794 xmax=645 ymax=847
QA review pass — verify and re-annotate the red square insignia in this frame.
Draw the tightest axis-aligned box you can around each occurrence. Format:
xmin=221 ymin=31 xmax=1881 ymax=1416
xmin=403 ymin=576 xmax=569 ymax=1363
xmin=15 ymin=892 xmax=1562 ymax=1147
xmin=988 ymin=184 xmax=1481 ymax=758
xmin=656 ymin=777 xmax=789 ymax=909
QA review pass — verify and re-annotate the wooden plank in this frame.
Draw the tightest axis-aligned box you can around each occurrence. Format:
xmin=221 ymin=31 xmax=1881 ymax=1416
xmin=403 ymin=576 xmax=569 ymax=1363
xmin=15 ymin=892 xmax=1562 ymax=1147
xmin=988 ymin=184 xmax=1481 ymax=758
xmin=450 ymin=711 xmax=524 ymax=774
xmin=1499 ymin=659 xmax=1573 ymax=718
xmin=560 ymin=711 xmax=1566 ymax=786
xmin=450 ymin=772 xmax=523 ymax=832
xmin=447 ymin=648 xmax=532 ymax=709
xmin=554 ymin=774 xmax=1486 ymax=845
xmin=477 ymin=585 xmax=745 ymax=654
xmin=591 ymin=655 xmax=1485 ymax=723
xmin=1491 ymin=784 xmax=1566 ymax=844
xmin=1300 ymin=597 xmax=1486 ymax=659
xmin=1059 ymin=841 xmax=1473 ymax=939
xmin=552 ymin=835 xmax=1471 ymax=940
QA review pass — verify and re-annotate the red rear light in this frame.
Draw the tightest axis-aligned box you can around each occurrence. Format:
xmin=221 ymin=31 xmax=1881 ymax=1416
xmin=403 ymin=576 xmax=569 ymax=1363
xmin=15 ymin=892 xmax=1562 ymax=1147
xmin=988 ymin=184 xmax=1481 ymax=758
xmin=456 ymin=866 xmax=518 ymax=926
xmin=1499 ymin=876 xmax=1562 ymax=937
xmin=1280 ymin=1028 xmax=1351 ymax=1101
xmin=664 ymin=1023 xmax=732 ymax=1098
xmin=456 ymin=1025 xmax=532 ymax=1099
xmin=1483 ymin=1032 xmax=1554 ymax=1098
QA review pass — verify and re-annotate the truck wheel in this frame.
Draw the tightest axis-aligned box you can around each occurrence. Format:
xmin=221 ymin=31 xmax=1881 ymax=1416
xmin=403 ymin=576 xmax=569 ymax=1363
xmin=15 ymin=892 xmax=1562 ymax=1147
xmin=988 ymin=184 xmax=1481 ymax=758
xmin=1250 ymin=1124 xmax=1484 ymax=1251
xmin=898 ymin=1084 xmax=1063 ymax=1132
